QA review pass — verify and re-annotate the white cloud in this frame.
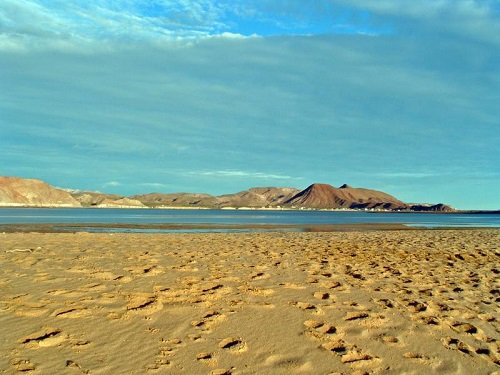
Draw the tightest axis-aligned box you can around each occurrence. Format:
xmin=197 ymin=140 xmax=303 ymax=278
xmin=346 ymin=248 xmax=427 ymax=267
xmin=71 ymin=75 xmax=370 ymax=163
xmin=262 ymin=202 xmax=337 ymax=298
xmin=210 ymin=32 xmax=257 ymax=40
xmin=103 ymin=181 xmax=121 ymax=187
xmin=191 ymin=170 xmax=301 ymax=180
xmin=337 ymin=0 xmax=500 ymax=46
xmin=374 ymin=172 xmax=439 ymax=178
xmin=139 ymin=182 xmax=169 ymax=188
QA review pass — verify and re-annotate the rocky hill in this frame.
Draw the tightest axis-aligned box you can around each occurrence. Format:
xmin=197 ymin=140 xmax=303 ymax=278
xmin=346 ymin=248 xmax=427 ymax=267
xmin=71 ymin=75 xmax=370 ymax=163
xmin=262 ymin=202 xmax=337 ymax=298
xmin=215 ymin=187 xmax=300 ymax=208
xmin=284 ymin=183 xmax=406 ymax=210
xmin=0 ymin=176 xmax=80 ymax=207
xmin=409 ymin=203 xmax=455 ymax=212
xmin=131 ymin=193 xmax=218 ymax=208
xmin=97 ymin=197 xmax=146 ymax=208
xmin=132 ymin=187 xmax=299 ymax=208
xmin=72 ymin=191 xmax=124 ymax=207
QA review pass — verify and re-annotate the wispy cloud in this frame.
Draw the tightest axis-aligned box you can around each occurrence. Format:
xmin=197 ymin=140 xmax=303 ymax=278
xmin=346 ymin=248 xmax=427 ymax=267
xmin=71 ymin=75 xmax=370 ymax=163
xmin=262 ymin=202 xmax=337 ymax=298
xmin=374 ymin=172 xmax=439 ymax=179
xmin=103 ymin=181 xmax=121 ymax=187
xmin=139 ymin=182 xmax=169 ymax=188
xmin=190 ymin=170 xmax=301 ymax=180
xmin=338 ymin=0 xmax=500 ymax=46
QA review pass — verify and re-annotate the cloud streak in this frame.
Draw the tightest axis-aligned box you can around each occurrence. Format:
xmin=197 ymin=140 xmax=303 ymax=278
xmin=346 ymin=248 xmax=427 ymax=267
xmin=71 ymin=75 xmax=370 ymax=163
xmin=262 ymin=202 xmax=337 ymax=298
xmin=190 ymin=170 xmax=301 ymax=180
xmin=103 ymin=181 xmax=121 ymax=187
xmin=338 ymin=0 xmax=500 ymax=46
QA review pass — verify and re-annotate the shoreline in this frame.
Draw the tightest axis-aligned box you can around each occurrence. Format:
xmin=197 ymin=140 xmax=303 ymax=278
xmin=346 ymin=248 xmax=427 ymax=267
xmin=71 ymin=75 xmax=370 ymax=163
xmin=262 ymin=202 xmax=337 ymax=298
xmin=0 ymin=206 xmax=499 ymax=214
xmin=0 ymin=222 xmax=498 ymax=234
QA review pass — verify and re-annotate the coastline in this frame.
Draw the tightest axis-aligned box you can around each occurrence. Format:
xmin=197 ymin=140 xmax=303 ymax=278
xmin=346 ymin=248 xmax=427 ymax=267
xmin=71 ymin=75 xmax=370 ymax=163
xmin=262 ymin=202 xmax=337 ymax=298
xmin=1 ymin=222 xmax=414 ymax=234
xmin=0 ymin=205 xmax=498 ymax=214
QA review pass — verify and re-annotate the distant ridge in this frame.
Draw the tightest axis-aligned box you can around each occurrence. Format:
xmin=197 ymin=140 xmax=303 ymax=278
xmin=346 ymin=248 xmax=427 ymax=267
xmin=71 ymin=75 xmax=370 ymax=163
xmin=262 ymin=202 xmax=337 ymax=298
xmin=132 ymin=187 xmax=300 ymax=208
xmin=0 ymin=176 xmax=455 ymax=211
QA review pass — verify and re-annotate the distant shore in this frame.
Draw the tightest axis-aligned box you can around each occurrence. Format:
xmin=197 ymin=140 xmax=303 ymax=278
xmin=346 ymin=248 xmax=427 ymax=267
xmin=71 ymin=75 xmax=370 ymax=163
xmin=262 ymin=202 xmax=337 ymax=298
xmin=0 ymin=205 xmax=498 ymax=214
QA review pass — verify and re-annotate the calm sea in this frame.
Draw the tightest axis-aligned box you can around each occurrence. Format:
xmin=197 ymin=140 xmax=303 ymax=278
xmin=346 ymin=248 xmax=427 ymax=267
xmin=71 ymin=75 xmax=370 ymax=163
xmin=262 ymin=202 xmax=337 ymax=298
xmin=0 ymin=208 xmax=499 ymax=232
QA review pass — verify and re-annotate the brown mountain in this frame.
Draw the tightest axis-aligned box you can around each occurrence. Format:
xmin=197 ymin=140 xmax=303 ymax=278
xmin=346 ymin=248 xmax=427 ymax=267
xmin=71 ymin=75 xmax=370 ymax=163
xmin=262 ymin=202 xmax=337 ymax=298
xmin=0 ymin=176 xmax=80 ymax=207
xmin=284 ymin=183 xmax=407 ymax=210
xmin=131 ymin=193 xmax=218 ymax=208
xmin=72 ymin=191 xmax=124 ymax=206
xmin=216 ymin=187 xmax=300 ymax=208
xmin=132 ymin=187 xmax=299 ymax=208
xmin=98 ymin=197 xmax=146 ymax=208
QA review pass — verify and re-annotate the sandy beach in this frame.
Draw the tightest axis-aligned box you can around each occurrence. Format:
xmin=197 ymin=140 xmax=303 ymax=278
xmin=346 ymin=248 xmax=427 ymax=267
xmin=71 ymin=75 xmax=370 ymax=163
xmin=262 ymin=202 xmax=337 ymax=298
xmin=0 ymin=229 xmax=498 ymax=374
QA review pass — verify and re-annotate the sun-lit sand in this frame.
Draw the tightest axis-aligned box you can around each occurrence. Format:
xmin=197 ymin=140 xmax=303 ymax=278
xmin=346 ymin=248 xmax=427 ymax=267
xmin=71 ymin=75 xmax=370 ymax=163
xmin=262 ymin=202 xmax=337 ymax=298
xmin=1 ymin=229 xmax=498 ymax=374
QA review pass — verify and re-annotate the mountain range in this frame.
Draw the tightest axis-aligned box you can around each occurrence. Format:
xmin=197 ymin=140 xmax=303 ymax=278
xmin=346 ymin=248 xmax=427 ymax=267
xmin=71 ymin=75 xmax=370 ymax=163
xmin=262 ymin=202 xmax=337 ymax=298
xmin=0 ymin=176 xmax=454 ymax=211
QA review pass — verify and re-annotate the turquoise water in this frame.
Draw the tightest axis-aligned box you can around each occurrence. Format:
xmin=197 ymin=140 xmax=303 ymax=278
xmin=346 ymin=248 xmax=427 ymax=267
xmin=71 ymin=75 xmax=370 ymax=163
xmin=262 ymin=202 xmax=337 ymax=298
xmin=0 ymin=208 xmax=499 ymax=232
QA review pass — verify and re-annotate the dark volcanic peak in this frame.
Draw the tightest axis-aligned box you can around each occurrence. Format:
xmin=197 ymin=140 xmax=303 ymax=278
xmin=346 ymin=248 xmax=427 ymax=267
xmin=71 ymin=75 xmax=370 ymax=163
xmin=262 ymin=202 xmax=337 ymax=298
xmin=285 ymin=184 xmax=338 ymax=209
xmin=339 ymin=184 xmax=351 ymax=189
xmin=285 ymin=183 xmax=406 ymax=210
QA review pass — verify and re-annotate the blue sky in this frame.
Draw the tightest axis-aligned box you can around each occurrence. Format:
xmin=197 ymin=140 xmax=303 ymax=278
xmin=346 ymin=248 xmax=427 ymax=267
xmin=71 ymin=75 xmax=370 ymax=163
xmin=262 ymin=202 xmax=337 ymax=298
xmin=0 ymin=0 xmax=499 ymax=209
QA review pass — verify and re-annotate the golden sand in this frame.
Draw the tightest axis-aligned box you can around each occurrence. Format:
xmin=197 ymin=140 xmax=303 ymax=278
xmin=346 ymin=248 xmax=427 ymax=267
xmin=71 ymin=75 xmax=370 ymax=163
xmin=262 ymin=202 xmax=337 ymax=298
xmin=0 ymin=229 xmax=499 ymax=374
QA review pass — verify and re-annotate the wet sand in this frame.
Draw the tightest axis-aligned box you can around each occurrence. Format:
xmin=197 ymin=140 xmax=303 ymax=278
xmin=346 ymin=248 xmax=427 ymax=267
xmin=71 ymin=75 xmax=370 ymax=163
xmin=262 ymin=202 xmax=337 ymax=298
xmin=0 ymin=223 xmax=414 ymax=234
xmin=0 ymin=229 xmax=498 ymax=374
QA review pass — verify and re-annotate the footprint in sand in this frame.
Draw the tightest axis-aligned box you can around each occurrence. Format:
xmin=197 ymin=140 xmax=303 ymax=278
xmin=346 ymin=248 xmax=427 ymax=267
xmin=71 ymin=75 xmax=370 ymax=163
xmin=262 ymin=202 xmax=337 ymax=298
xmin=250 ymin=272 xmax=269 ymax=281
xmin=407 ymin=300 xmax=428 ymax=313
xmin=403 ymin=352 xmax=430 ymax=360
xmin=53 ymin=306 xmax=90 ymax=319
xmin=293 ymin=301 xmax=317 ymax=311
xmin=218 ymin=337 xmax=247 ymax=353
xmin=209 ymin=369 xmax=232 ymax=375
xmin=322 ymin=340 xmax=376 ymax=364
xmin=441 ymin=337 xmax=472 ymax=354
xmin=66 ymin=360 xmax=90 ymax=374
xmin=196 ymin=351 xmax=213 ymax=361
xmin=373 ymin=298 xmax=395 ymax=309
xmin=301 ymin=314 xmax=379 ymax=369
xmin=416 ymin=315 xmax=441 ymax=326
xmin=191 ymin=311 xmax=226 ymax=334
xmin=449 ymin=321 xmax=478 ymax=334
xmin=303 ymin=319 xmax=337 ymax=340
xmin=313 ymin=291 xmax=330 ymax=300
xmin=381 ymin=335 xmax=399 ymax=344
xmin=344 ymin=311 xmax=369 ymax=321
xmin=20 ymin=328 xmax=67 ymax=349
xmin=302 ymin=314 xmax=379 ymax=370
xmin=11 ymin=358 xmax=37 ymax=373
xmin=125 ymin=294 xmax=162 ymax=316
xmin=147 ymin=338 xmax=183 ymax=373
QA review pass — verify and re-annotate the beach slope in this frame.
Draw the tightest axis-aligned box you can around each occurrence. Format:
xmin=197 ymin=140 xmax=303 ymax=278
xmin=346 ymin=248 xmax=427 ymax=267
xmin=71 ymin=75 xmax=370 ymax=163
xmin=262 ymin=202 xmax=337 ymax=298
xmin=0 ymin=230 xmax=498 ymax=374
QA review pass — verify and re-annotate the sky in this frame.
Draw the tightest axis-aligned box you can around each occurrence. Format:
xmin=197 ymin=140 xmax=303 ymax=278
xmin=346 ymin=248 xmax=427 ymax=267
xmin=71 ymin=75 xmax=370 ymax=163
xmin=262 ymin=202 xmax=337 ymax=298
xmin=0 ymin=0 xmax=499 ymax=210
